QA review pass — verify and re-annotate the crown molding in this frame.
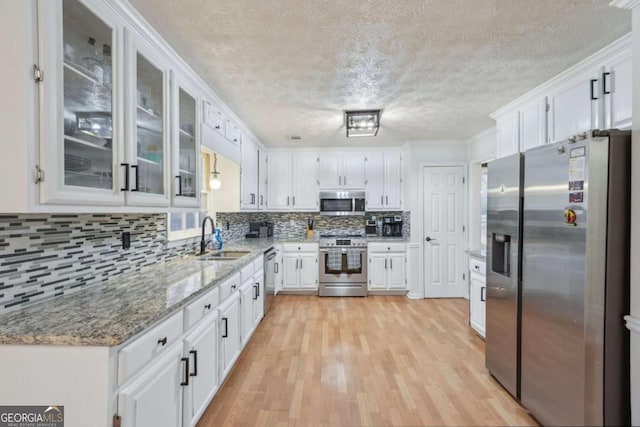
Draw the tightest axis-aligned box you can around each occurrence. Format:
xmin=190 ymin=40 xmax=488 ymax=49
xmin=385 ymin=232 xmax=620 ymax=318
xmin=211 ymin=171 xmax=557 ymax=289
xmin=610 ymin=0 xmax=640 ymax=10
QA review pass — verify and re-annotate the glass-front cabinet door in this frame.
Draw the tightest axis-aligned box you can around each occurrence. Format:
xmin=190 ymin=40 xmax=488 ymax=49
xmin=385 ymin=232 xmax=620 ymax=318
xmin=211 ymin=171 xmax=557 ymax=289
xmin=39 ymin=0 xmax=124 ymax=205
xmin=172 ymin=73 xmax=200 ymax=207
xmin=126 ymin=33 xmax=170 ymax=206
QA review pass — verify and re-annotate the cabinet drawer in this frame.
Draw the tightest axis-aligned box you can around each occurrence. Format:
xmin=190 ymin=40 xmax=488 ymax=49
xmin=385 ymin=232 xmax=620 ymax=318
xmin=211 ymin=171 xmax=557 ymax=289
xmin=219 ymin=273 xmax=240 ymax=301
xmin=118 ymin=310 xmax=183 ymax=385
xmin=368 ymin=243 xmax=406 ymax=253
xmin=184 ymin=286 xmax=219 ymax=332
xmin=469 ymin=258 xmax=486 ymax=276
xmin=282 ymin=243 xmax=318 ymax=252
xmin=240 ymin=263 xmax=255 ymax=283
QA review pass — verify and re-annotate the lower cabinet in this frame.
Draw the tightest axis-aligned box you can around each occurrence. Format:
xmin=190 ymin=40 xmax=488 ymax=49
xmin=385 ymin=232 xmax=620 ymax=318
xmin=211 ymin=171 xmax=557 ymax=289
xmin=183 ymin=316 xmax=219 ymax=427
xmin=117 ymin=343 xmax=185 ymax=427
xmin=219 ymin=292 xmax=241 ymax=382
xmin=469 ymin=257 xmax=486 ymax=338
xmin=281 ymin=244 xmax=318 ymax=290
xmin=367 ymin=243 xmax=406 ymax=291
xmin=240 ymin=268 xmax=265 ymax=347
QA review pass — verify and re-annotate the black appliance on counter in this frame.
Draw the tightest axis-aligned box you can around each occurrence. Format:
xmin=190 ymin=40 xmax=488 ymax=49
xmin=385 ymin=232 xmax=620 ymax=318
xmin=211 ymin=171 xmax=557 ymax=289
xmin=382 ymin=216 xmax=403 ymax=237
xmin=245 ymin=221 xmax=273 ymax=238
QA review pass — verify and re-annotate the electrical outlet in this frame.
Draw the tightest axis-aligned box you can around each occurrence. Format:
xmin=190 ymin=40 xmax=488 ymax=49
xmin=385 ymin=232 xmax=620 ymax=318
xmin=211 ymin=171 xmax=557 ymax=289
xmin=226 ymin=221 xmax=230 ymax=230
xmin=122 ymin=232 xmax=131 ymax=250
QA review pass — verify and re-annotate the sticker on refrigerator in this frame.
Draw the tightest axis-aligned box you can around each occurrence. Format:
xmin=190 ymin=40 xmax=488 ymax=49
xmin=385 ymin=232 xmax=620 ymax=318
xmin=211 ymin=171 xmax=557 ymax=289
xmin=564 ymin=209 xmax=578 ymax=226
xmin=569 ymin=180 xmax=584 ymax=191
xmin=570 ymin=147 xmax=586 ymax=158
xmin=569 ymin=192 xmax=584 ymax=203
xmin=569 ymin=157 xmax=585 ymax=182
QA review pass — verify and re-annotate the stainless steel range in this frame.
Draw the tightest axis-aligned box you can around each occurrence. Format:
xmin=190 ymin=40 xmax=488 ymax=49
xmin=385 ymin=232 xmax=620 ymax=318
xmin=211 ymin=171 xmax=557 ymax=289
xmin=318 ymin=233 xmax=367 ymax=297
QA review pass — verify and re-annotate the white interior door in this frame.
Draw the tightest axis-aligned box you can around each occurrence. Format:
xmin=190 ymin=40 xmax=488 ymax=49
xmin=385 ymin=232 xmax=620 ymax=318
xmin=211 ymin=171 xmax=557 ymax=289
xmin=423 ymin=166 xmax=466 ymax=298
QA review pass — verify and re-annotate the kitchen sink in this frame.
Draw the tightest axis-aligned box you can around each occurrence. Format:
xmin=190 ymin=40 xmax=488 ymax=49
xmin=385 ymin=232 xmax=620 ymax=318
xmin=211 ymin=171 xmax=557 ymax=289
xmin=197 ymin=250 xmax=251 ymax=261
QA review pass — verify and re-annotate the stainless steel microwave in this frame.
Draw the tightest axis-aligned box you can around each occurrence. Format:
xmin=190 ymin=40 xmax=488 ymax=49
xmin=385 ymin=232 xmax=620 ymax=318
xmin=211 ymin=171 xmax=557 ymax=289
xmin=319 ymin=191 xmax=365 ymax=216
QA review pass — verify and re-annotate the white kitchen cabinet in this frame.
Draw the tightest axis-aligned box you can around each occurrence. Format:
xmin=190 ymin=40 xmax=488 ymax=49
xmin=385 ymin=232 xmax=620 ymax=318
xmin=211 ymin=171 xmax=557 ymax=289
xmin=547 ymin=75 xmax=595 ymax=144
xmin=318 ymin=152 xmax=366 ymax=189
xmin=365 ymin=152 xmax=403 ymax=211
xmin=125 ymin=30 xmax=172 ymax=206
xmin=38 ymin=0 xmax=127 ymax=206
xmin=519 ymin=98 xmax=547 ymax=151
xmin=240 ymin=276 xmax=256 ymax=347
xmin=281 ymin=244 xmax=318 ymax=290
xmin=117 ymin=343 xmax=185 ymax=427
xmin=367 ymin=243 xmax=406 ymax=292
xmin=496 ymin=113 xmax=519 ymax=158
xmin=240 ymin=137 xmax=259 ymax=209
xmin=182 ymin=315 xmax=219 ymax=427
xmin=266 ymin=151 xmax=292 ymax=210
xmin=253 ymin=268 xmax=265 ymax=324
xmin=258 ymin=148 xmax=267 ymax=209
xmin=292 ymin=152 xmax=319 ymax=210
xmin=218 ymin=292 xmax=241 ymax=382
xmin=171 ymin=73 xmax=200 ymax=207
xmin=469 ymin=257 xmax=486 ymax=338
xmin=224 ymin=119 xmax=241 ymax=146
xmin=603 ymin=50 xmax=632 ymax=130
xmin=267 ymin=151 xmax=318 ymax=211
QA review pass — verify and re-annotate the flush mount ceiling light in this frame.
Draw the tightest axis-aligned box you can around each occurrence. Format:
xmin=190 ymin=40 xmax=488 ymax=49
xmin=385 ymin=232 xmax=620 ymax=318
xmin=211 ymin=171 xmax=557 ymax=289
xmin=209 ymin=153 xmax=221 ymax=190
xmin=345 ymin=110 xmax=380 ymax=138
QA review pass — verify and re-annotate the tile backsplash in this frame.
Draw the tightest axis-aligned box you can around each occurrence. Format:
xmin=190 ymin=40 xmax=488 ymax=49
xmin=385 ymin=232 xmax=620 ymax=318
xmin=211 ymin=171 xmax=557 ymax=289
xmin=216 ymin=211 xmax=411 ymax=241
xmin=0 ymin=213 xmax=195 ymax=312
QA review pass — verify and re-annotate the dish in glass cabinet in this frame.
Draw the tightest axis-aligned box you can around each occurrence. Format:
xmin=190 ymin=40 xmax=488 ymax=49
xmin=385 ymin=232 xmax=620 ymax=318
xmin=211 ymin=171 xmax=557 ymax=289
xmin=64 ymin=154 xmax=91 ymax=172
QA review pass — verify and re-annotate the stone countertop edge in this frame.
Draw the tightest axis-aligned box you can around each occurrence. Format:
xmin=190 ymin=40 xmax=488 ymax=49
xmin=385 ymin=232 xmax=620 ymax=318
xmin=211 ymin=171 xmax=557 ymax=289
xmin=466 ymin=250 xmax=486 ymax=259
xmin=0 ymin=239 xmax=276 ymax=347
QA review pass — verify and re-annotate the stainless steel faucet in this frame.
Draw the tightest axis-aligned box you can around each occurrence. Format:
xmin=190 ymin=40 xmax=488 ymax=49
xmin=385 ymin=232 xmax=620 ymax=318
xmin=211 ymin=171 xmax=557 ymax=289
xmin=200 ymin=215 xmax=216 ymax=254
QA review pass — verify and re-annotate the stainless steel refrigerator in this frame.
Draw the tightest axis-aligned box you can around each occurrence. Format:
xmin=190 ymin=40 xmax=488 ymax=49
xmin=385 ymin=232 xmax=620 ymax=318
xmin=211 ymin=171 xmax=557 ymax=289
xmin=520 ymin=130 xmax=631 ymax=426
xmin=486 ymin=152 xmax=523 ymax=401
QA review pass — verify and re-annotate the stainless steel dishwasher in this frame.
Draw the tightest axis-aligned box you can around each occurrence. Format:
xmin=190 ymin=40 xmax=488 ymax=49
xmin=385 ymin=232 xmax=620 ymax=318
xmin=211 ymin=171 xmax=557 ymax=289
xmin=264 ymin=247 xmax=276 ymax=314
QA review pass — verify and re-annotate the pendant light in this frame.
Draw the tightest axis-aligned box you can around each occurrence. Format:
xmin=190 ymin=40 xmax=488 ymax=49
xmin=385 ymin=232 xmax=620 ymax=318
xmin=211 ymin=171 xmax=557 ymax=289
xmin=209 ymin=153 xmax=222 ymax=190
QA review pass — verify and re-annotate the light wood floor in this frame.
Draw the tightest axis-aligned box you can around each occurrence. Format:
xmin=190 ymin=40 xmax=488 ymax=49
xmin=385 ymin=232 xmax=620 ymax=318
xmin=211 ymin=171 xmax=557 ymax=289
xmin=197 ymin=296 xmax=537 ymax=427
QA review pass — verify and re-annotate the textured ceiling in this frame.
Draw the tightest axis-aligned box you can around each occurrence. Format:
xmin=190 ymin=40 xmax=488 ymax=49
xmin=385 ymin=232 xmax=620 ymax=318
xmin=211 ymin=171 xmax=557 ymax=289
xmin=128 ymin=0 xmax=631 ymax=147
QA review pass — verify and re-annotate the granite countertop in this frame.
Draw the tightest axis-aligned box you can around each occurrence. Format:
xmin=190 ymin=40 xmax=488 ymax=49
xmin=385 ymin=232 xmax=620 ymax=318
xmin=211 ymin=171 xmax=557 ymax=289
xmin=467 ymin=250 xmax=486 ymax=259
xmin=0 ymin=239 xmax=275 ymax=347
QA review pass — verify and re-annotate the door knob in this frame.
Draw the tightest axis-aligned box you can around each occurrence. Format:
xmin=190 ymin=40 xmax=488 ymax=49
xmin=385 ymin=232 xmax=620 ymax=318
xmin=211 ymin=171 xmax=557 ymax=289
xmin=426 ymin=236 xmax=437 ymax=242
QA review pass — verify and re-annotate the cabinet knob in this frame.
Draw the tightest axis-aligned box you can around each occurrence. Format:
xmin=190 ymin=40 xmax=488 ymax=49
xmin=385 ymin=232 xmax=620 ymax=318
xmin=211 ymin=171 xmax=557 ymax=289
xmin=157 ymin=337 xmax=167 ymax=346
xmin=204 ymin=303 xmax=211 ymax=310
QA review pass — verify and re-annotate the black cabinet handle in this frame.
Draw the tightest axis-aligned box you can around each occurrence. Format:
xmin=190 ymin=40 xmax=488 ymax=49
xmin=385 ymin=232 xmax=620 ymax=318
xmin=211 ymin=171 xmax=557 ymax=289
xmin=215 ymin=125 xmax=220 ymax=130
xmin=176 ymin=175 xmax=182 ymax=196
xmin=157 ymin=337 xmax=167 ymax=346
xmin=260 ymin=195 xmax=263 ymax=206
xmin=390 ymin=258 xmax=393 ymax=269
xmin=481 ymin=287 xmax=486 ymax=302
xmin=253 ymin=285 xmax=258 ymax=300
xmin=385 ymin=259 xmax=387 ymax=269
xmin=120 ymin=163 xmax=130 ymax=191
xmin=231 ymin=284 xmax=236 ymax=290
xmin=603 ymin=72 xmax=611 ymax=94
xmin=189 ymin=350 xmax=198 ymax=377
xmin=256 ymin=282 xmax=260 ymax=297
xmin=222 ymin=317 xmax=228 ymax=338
xmin=180 ymin=357 xmax=189 ymax=386
xmin=590 ymin=79 xmax=598 ymax=100
xmin=274 ymin=262 xmax=278 ymax=273
xmin=204 ymin=303 xmax=211 ymax=310
xmin=131 ymin=165 xmax=139 ymax=192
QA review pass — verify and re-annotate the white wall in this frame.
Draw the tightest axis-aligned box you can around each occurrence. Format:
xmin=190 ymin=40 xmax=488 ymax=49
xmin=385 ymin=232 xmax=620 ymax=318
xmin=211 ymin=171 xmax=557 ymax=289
xmin=403 ymin=140 xmax=468 ymax=244
xmin=466 ymin=127 xmax=496 ymax=252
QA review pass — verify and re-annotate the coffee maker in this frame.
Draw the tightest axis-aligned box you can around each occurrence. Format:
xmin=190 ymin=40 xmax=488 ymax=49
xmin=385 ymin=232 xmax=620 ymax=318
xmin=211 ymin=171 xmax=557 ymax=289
xmin=365 ymin=214 xmax=378 ymax=236
xmin=382 ymin=216 xmax=403 ymax=237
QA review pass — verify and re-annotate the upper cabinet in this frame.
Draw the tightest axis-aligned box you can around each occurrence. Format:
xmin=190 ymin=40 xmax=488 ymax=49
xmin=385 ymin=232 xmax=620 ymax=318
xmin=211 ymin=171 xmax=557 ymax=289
xmin=240 ymin=137 xmax=259 ymax=210
xmin=171 ymin=73 xmax=200 ymax=208
xmin=491 ymin=34 xmax=631 ymax=158
xmin=318 ymin=152 xmax=366 ymax=189
xmin=126 ymin=37 xmax=171 ymax=206
xmin=39 ymin=0 xmax=126 ymax=206
xmin=365 ymin=152 xmax=403 ymax=211
xmin=0 ymin=0 xmax=257 ymax=213
xmin=266 ymin=152 xmax=318 ymax=211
